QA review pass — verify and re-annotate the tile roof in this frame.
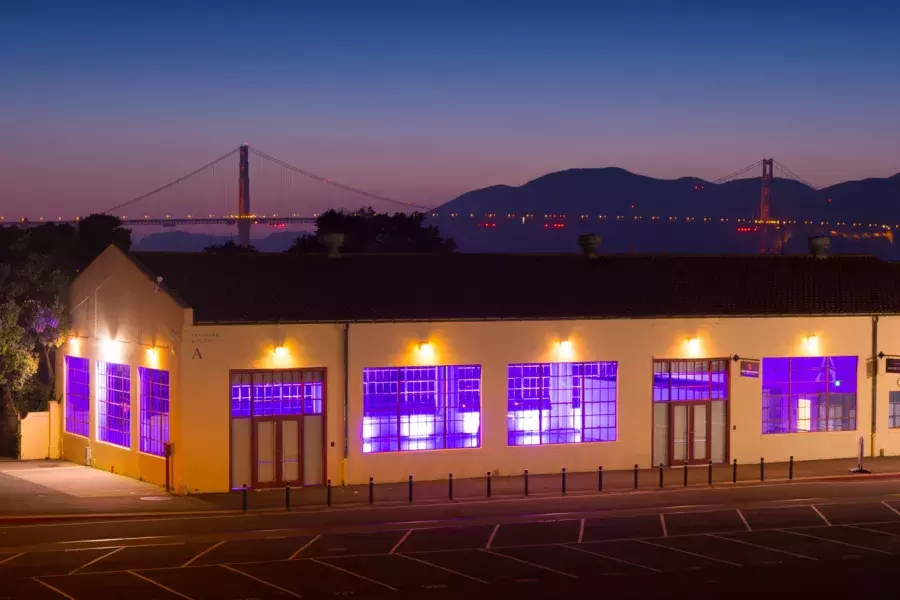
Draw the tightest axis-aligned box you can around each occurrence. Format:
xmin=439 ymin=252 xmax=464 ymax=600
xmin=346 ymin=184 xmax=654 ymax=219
xmin=130 ymin=252 xmax=900 ymax=323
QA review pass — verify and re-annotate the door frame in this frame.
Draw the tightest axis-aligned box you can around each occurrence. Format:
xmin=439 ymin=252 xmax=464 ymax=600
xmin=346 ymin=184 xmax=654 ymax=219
xmin=251 ymin=415 xmax=303 ymax=489
xmin=667 ymin=401 xmax=712 ymax=465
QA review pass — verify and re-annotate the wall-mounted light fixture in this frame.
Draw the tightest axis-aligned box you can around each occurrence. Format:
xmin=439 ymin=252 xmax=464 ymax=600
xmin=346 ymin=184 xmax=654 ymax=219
xmin=684 ymin=337 xmax=701 ymax=357
xmin=805 ymin=334 xmax=819 ymax=355
xmin=417 ymin=342 xmax=435 ymax=362
xmin=556 ymin=339 xmax=575 ymax=361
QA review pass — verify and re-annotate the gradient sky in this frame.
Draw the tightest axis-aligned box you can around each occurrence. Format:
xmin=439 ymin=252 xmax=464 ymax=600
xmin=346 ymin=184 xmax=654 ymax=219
xmin=4 ymin=0 xmax=900 ymax=219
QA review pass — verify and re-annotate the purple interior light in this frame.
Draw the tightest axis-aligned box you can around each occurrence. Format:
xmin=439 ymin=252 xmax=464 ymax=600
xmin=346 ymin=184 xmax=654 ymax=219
xmin=507 ymin=362 xmax=617 ymax=446
xmin=653 ymin=359 xmax=728 ymax=402
xmin=230 ymin=370 xmax=324 ymax=418
xmin=97 ymin=361 xmax=131 ymax=448
xmin=362 ymin=365 xmax=481 ymax=453
xmin=65 ymin=356 xmax=90 ymax=437
xmin=890 ymin=392 xmax=900 ymax=429
xmin=762 ymin=356 xmax=857 ymax=434
xmin=139 ymin=367 xmax=170 ymax=456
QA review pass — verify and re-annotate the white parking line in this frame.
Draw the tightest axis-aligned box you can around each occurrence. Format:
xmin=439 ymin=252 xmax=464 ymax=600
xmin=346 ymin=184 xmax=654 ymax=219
xmin=561 ymin=543 xmax=662 ymax=573
xmin=780 ymin=529 xmax=891 ymax=555
xmin=182 ymin=540 xmax=224 ymax=567
xmin=638 ymin=540 xmax=741 ymax=567
xmin=736 ymin=509 xmax=752 ymax=531
xmin=847 ymin=524 xmax=898 ymax=537
xmin=33 ymin=578 xmax=77 ymax=600
xmin=882 ymin=500 xmax=900 ymax=518
xmin=708 ymin=534 xmax=816 ymax=560
xmin=482 ymin=549 xmax=578 ymax=579
xmin=397 ymin=553 xmax=489 ymax=584
xmin=289 ymin=533 xmax=321 ymax=559
xmin=220 ymin=564 xmax=303 ymax=598
xmin=390 ymin=530 xmax=413 ymax=554
xmin=69 ymin=546 xmax=123 ymax=574
xmin=810 ymin=505 xmax=832 ymax=526
xmin=311 ymin=558 xmax=399 ymax=591
xmin=129 ymin=571 xmax=194 ymax=599
xmin=0 ymin=552 xmax=23 ymax=565
xmin=659 ymin=514 xmax=668 ymax=537
xmin=485 ymin=524 xmax=500 ymax=549
xmin=578 ymin=518 xmax=585 ymax=543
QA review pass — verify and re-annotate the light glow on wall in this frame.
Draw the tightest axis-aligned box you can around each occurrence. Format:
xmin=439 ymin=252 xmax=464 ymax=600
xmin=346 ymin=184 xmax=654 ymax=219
xmin=101 ymin=338 xmax=123 ymax=363
xmin=145 ymin=347 xmax=159 ymax=369
xmin=805 ymin=335 xmax=820 ymax=355
xmin=683 ymin=337 xmax=702 ymax=358
xmin=68 ymin=337 xmax=81 ymax=355
xmin=555 ymin=339 xmax=575 ymax=361
xmin=417 ymin=342 xmax=435 ymax=363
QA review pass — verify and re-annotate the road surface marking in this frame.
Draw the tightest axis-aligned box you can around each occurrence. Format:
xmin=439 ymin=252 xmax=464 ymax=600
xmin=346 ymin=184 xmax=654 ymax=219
xmin=561 ymin=543 xmax=662 ymax=572
xmin=129 ymin=571 xmax=194 ymax=599
xmin=637 ymin=540 xmax=740 ymax=567
xmin=69 ymin=546 xmax=123 ymax=574
xmin=311 ymin=558 xmax=399 ymax=591
xmin=482 ymin=549 xmax=578 ymax=579
xmin=882 ymin=500 xmax=900 ymax=518
xmin=485 ymin=524 xmax=500 ymax=549
xmin=736 ymin=509 xmax=752 ymax=531
xmin=811 ymin=505 xmax=832 ymax=526
xmin=659 ymin=514 xmax=668 ymax=537
xmin=780 ymin=529 xmax=891 ymax=555
xmin=289 ymin=533 xmax=321 ymax=559
xmin=0 ymin=552 xmax=23 ymax=565
xmin=397 ymin=553 xmax=489 ymax=584
xmin=220 ymin=564 xmax=302 ymax=598
xmin=390 ymin=530 xmax=412 ymax=554
xmin=182 ymin=540 xmax=225 ymax=567
xmin=577 ymin=518 xmax=585 ymax=543
xmin=33 ymin=578 xmax=76 ymax=600
xmin=847 ymin=524 xmax=898 ymax=537
xmin=707 ymin=534 xmax=816 ymax=560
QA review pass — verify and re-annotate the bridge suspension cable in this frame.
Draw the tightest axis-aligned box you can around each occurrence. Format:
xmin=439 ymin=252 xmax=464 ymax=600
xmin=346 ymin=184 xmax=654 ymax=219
xmin=101 ymin=147 xmax=240 ymax=216
xmin=773 ymin=160 xmax=817 ymax=190
xmin=249 ymin=147 xmax=431 ymax=212
xmin=712 ymin=160 xmax=764 ymax=184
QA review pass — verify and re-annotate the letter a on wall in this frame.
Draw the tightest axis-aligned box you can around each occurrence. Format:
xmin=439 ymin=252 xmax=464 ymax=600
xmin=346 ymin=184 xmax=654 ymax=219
xmin=192 ymin=348 xmax=202 ymax=360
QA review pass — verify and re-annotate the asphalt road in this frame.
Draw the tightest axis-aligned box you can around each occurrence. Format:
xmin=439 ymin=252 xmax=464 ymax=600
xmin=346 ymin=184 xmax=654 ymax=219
xmin=3 ymin=477 xmax=900 ymax=599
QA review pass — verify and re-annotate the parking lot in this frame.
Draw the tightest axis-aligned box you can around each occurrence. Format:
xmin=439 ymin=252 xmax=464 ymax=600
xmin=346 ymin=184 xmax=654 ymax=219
xmin=4 ymin=499 xmax=900 ymax=599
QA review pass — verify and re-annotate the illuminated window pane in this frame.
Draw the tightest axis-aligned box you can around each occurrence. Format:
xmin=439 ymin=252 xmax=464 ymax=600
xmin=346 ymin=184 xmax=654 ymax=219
xmin=97 ymin=361 xmax=131 ymax=448
xmin=507 ymin=362 xmax=617 ymax=446
xmin=362 ymin=365 xmax=481 ymax=453
xmin=761 ymin=356 xmax=857 ymax=434
xmin=653 ymin=359 xmax=728 ymax=402
xmin=65 ymin=356 xmax=90 ymax=437
xmin=139 ymin=367 xmax=170 ymax=456
xmin=230 ymin=370 xmax=324 ymax=418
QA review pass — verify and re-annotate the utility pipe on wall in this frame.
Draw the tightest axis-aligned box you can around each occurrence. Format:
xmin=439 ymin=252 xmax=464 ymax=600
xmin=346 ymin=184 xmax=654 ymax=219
xmin=342 ymin=322 xmax=350 ymax=486
xmin=871 ymin=316 xmax=879 ymax=458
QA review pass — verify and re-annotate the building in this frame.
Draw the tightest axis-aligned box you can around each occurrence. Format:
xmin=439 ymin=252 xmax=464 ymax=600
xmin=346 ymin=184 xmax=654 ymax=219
xmin=56 ymin=245 xmax=900 ymax=494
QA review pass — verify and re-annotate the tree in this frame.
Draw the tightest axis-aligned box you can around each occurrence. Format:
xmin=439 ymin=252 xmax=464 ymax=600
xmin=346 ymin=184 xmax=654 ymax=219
xmin=76 ymin=214 xmax=132 ymax=271
xmin=286 ymin=208 xmax=456 ymax=254
xmin=204 ymin=240 xmax=259 ymax=253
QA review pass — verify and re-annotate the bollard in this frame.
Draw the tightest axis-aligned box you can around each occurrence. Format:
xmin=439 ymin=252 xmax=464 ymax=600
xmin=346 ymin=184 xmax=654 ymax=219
xmin=486 ymin=472 xmax=492 ymax=498
xmin=562 ymin=468 xmax=567 ymax=496
xmin=659 ymin=463 xmax=664 ymax=489
xmin=524 ymin=469 xmax=529 ymax=496
xmin=408 ymin=475 xmax=413 ymax=504
xmin=760 ymin=457 xmax=765 ymax=482
xmin=732 ymin=458 xmax=737 ymax=484
xmin=327 ymin=479 xmax=332 ymax=507
xmin=708 ymin=460 xmax=713 ymax=486
xmin=242 ymin=484 xmax=248 ymax=512
xmin=789 ymin=456 xmax=794 ymax=480
xmin=683 ymin=463 xmax=688 ymax=487
xmin=598 ymin=466 xmax=603 ymax=492
xmin=369 ymin=476 xmax=374 ymax=504
xmin=449 ymin=473 xmax=454 ymax=501
xmin=634 ymin=464 xmax=639 ymax=490
xmin=285 ymin=482 xmax=291 ymax=511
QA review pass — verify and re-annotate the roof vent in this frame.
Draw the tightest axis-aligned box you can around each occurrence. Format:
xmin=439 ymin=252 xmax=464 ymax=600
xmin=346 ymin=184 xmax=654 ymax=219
xmin=318 ymin=233 xmax=345 ymax=258
xmin=578 ymin=233 xmax=603 ymax=258
xmin=808 ymin=235 xmax=830 ymax=259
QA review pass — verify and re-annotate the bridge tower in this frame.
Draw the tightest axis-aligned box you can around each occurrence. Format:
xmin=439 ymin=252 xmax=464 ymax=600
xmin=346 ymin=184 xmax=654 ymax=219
xmin=237 ymin=144 xmax=251 ymax=245
xmin=759 ymin=158 xmax=774 ymax=252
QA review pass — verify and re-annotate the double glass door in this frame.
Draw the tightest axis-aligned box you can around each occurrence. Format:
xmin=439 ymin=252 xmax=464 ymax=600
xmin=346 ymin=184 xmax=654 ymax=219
xmin=254 ymin=418 xmax=302 ymax=487
xmin=669 ymin=402 xmax=710 ymax=465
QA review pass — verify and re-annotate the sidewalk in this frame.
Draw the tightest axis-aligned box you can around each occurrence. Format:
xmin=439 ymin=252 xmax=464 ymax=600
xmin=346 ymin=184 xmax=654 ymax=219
xmin=2 ymin=455 xmax=899 ymax=523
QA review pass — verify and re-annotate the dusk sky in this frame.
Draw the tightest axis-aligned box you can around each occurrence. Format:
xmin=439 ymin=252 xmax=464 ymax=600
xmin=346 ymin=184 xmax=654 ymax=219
xmin=4 ymin=0 xmax=900 ymax=219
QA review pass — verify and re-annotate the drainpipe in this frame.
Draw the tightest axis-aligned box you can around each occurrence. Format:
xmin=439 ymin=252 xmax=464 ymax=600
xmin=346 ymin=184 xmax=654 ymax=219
xmin=871 ymin=316 xmax=879 ymax=458
xmin=342 ymin=322 xmax=350 ymax=486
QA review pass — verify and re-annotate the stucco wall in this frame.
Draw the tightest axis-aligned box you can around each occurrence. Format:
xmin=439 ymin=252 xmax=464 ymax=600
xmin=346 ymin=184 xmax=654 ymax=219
xmin=57 ymin=246 xmax=186 ymax=487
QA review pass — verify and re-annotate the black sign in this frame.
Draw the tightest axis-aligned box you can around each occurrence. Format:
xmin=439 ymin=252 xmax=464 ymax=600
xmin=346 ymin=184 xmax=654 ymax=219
xmin=886 ymin=358 xmax=900 ymax=374
xmin=740 ymin=360 xmax=760 ymax=378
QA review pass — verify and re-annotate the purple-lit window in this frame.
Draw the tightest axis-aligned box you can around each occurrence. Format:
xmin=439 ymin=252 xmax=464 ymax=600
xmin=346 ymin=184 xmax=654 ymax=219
xmin=507 ymin=362 xmax=617 ymax=446
xmin=139 ymin=367 xmax=169 ymax=456
xmin=96 ymin=361 xmax=131 ymax=448
xmin=762 ymin=356 xmax=857 ymax=434
xmin=230 ymin=370 xmax=324 ymax=418
xmin=890 ymin=392 xmax=900 ymax=429
xmin=64 ymin=356 xmax=90 ymax=437
xmin=653 ymin=359 xmax=728 ymax=402
xmin=362 ymin=365 xmax=481 ymax=453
